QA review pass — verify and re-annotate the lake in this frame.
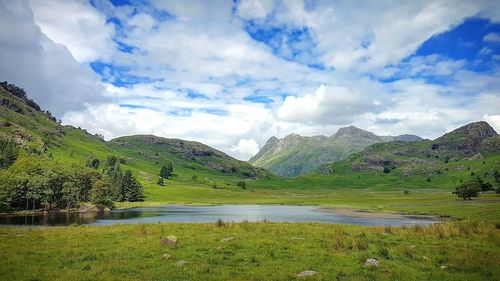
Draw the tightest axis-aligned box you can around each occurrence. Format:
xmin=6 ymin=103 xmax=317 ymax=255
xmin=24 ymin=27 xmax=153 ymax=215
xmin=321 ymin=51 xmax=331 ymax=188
xmin=0 ymin=205 xmax=439 ymax=226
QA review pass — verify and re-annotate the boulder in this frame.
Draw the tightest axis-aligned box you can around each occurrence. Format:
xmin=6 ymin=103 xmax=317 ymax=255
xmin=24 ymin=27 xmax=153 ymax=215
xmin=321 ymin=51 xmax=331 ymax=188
xmin=364 ymin=258 xmax=379 ymax=267
xmin=160 ymin=235 xmax=178 ymax=246
xmin=296 ymin=270 xmax=318 ymax=277
xmin=162 ymin=253 xmax=171 ymax=260
xmin=176 ymin=260 xmax=187 ymax=268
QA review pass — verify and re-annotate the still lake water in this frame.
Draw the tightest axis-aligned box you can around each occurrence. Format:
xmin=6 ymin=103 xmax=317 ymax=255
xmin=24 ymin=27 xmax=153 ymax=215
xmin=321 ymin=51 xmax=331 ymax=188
xmin=0 ymin=205 xmax=438 ymax=227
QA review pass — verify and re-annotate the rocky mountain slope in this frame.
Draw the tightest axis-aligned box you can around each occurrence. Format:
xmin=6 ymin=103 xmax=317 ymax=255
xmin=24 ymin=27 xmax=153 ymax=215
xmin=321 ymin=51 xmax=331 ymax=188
xmin=329 ymin=121 xmax=500 ymax=177
xmin=249 ymin=126 xmax=422 ymax=177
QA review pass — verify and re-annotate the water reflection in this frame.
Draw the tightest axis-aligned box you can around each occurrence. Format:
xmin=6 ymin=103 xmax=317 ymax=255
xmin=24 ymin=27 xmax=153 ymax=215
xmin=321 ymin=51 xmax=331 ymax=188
xmin=0 ymin=205 xmax=439 ymax=227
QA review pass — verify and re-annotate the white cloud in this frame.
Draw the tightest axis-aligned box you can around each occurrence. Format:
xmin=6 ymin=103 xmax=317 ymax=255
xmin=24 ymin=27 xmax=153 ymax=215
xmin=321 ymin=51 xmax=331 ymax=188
xmin=483 ymin=114 xmax=500 ymax=132
xmin=28 ymin=0 xmax=116 ymax=62
xmin=0 ymin=0 xmax=105 ymax=115
xmin=236 ymin=0 xmax=274 ymax=20
xmin=277 ymin=84 xmax=385 ymax=125
xmin=230 ymin=139 xmax=260 ymax=160
xmin=484 ymin=32 xmax=500 ymax=43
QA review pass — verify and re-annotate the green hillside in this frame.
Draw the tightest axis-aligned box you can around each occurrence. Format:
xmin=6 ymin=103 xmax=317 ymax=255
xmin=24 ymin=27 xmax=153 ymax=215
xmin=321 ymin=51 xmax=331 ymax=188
xmin=313 ymin=121 xmax=500 ymax=191
xmin=0 ymin=82 xmax=276 ymax=211
xmin=249 ymin=126 xmax=422 ymax=177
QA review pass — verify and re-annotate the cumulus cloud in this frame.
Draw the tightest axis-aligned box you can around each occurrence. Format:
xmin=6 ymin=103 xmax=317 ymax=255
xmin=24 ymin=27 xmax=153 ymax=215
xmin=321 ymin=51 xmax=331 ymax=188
xmin=277 ymin=85 xmax=385 ymax=125
xmin=28 ymin=0 xmax=116 ymax=62
xmin=230 ymin=139 xmax=260 ymax=160
xmin=0 ymin=0 xmax=105 ymax=115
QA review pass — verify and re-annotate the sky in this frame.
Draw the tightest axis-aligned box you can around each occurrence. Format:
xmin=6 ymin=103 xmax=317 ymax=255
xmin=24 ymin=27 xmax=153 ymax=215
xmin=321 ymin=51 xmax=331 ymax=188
xmin=0 ymin=0 xmax=499 ymax=160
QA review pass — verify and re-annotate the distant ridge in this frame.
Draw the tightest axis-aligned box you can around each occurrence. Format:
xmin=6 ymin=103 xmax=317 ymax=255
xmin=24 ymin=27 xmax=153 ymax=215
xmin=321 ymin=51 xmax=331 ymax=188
xmin=249 ymin=126 xmax=422 ymax=177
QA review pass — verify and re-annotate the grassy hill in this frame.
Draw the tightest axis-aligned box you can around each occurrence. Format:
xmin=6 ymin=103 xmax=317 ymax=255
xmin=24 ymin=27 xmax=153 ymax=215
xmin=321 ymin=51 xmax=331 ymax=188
xmin=249 ymin=126 xmax=422 ymax=177
xmin=307 ymin=122 xmax=500 ymax=191
xmin=0 ymin=82 xmax=275 ymax=208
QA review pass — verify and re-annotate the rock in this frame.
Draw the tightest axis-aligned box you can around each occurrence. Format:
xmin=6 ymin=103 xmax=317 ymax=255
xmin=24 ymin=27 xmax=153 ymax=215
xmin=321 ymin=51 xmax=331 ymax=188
xmin=221 ymin=237 xmax=235 ymax=242
xmin=78 ymin=203 xmax=111 ymax=213
xmin=162 ymin=253 xmax=171 ymax=260
xmin=176 ymin=260 xmax=187 ymax=268
xmin=296 ymin=270 xmax=318 ymax=277
xmin=422 ymin=256 xmax=430 ymax=262
xmin=440 ymin=265 xmax=447 ymax=270
xmin=364 ymin=258 xmax=380 ymax=267
xmin=160 ymin=235 xmax=178 ymax=246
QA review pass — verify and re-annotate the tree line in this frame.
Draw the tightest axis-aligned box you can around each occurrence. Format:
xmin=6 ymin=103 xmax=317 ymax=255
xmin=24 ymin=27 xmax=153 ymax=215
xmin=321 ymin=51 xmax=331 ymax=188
xmin=453 ymin=173 xmax=500 ymax=200
xmin=0 ymin=150 xmax=143 ymax=212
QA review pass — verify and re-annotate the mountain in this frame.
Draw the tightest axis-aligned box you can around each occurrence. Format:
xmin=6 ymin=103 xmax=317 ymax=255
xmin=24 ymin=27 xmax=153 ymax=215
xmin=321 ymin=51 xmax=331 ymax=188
xmin=329 ymin=121 xmax=500 ymax=177
xmin=0 ymin=82 xmax=271 ymax=185
xmin=249 ymin=126 xmax=422 ymax=177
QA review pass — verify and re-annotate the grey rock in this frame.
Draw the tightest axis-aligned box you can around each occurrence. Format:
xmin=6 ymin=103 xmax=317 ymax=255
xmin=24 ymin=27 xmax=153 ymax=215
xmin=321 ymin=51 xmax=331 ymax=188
xmin=364 ymin=258 xmax=380 ymax=267
xmin=160 ymin=235 xmax=178 ymax=246
xmin=296 ymin=270 xmax=318 ymax=277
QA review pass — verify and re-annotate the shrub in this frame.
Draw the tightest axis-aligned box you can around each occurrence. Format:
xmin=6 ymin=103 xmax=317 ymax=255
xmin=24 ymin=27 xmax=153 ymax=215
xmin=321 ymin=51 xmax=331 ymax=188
xmin=453 ymin=181 xmax=480 ymax=200
xmin=236 ymin=180 xmax=246 ymax=189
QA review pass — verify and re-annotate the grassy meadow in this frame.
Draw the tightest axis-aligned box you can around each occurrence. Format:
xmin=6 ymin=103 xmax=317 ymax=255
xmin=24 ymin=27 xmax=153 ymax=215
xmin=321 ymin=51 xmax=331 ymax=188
xmin=1 ymin=221 xmax=498 ymax=281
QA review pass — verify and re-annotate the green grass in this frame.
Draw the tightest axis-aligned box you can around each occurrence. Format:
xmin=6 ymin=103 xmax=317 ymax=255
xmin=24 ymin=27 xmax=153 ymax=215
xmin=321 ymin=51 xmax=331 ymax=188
xmin=0 ymin=221 xmax=498 ymax=281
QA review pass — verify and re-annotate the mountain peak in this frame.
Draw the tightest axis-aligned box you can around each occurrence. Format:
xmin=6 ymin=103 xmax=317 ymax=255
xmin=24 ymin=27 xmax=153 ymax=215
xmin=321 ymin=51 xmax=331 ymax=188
xmin=332 ymin=126 xmax=379 ymax=139
xmin=437 ymin=121 xmax=497 ymax=141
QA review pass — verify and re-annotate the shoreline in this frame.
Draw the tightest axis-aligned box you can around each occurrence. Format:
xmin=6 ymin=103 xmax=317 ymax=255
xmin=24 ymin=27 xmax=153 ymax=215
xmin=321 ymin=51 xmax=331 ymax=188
xmin=314 ymin=207 xmax=438 ymax=220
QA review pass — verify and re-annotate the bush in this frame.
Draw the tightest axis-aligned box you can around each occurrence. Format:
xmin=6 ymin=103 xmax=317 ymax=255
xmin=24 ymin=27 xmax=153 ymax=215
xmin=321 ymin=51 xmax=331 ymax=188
xmin=236 ymin=180 xmax=246 ymax=189
xmin=453 ymin=181 xmax=480 ymax=200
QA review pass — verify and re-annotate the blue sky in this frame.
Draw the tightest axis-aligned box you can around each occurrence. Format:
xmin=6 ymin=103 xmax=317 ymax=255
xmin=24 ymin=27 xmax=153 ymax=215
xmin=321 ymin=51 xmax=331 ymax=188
xmin=0 ymin=0 xmax=499 ymax=159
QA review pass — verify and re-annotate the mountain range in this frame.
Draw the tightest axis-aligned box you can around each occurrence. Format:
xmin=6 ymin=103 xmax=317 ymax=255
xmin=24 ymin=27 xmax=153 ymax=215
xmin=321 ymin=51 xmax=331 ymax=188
xmin=1 ymin=81 xmax=499 ymax=192
xmin=249 ymin=126 xmax=423 ymax=177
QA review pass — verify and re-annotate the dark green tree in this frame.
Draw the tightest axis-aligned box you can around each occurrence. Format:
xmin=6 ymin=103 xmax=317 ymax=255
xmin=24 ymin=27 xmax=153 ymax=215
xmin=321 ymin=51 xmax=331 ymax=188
xmin=122 ymin=170 xmax=143 ymax=202
xmin=453 ymin=181 xmax=480 ymax=200
xmin=0 ymin=139 xmax=18 ymax=169
xmin=236 ymin=180 xmax=246 ymax=189
xmin=476 ymin=177 xmax=493 ymax=194
xmin=159 ymin=161 xmax=174 ymax=179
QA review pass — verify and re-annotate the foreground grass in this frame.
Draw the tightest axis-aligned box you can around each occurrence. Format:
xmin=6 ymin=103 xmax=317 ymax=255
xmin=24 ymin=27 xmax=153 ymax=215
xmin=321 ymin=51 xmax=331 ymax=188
xmin=0 ymin=222 xmax=498 ymax=281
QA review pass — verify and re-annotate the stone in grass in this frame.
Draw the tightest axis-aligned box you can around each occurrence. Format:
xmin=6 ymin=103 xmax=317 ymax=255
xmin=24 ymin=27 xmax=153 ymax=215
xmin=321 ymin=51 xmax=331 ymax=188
xmin=160 ymin=235 xmax=178 ymax=246
xmin=176 ymin=260 xmax=187 ymax=268
xmin=163 ymin=253 xmax=171 ymax=260
xmin=296 ymin=270 xmax=318 ymax=277
xmin=364 ymin=258 xmax=380 ymax=267
xmin=221 ymin=237 xmax=235 ymax=242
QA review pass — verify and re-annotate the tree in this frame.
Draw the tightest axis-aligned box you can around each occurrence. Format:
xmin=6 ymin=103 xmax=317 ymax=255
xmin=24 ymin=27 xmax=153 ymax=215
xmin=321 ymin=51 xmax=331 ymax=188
xmin=0 ymin=139 xmax=18 ymax=169
xmin=160 ymin=161 xmax=174 ymax=179
xmin=236 ymin=180 xmax=246 ymax=189
xmin=122 ymin=170 xmax=143 ymax=202
xmin=476 ymin=177 xmax=493 ymax=194
xmin=493 ymin=171 xmax=500 ymax=184
xmin=160 ymin=165 xmax=169 ymax=179
xmin=90 ymin=178 xmax=114 ymax=207
xmin=453 ymin=181 xmax=480 ymax=200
